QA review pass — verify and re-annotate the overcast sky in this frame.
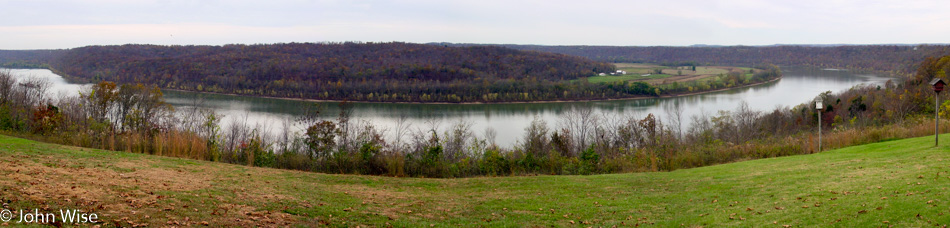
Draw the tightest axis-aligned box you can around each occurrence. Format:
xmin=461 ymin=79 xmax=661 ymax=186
xmin=1 ymin=0 xmax=947 ymax=49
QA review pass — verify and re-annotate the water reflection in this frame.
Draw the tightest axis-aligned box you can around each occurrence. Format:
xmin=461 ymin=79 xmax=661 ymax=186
xmin=7 ymin=66 xmax=893 ymax=148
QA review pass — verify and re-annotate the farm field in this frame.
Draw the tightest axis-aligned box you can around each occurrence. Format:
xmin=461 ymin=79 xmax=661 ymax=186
xmin=584 ymin=63 xmax=757 ymax=85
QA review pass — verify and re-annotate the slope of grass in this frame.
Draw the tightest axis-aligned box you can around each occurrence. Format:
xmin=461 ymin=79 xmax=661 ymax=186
xmin=1 ymin=133 xmax=950 ymax=227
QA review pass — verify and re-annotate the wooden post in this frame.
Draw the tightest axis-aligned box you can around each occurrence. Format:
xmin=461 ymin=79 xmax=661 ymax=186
xmin=930 ymin=78 xmax=945 ymax=147
xmin=816 ymin=100 xmax=823 ymax=153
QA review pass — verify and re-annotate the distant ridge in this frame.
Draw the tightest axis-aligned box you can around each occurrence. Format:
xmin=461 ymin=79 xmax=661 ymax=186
xmin=429 ymin=42 xmax=950 ymax=48
xmin=5 ymin=42 xmax=950 ymax=76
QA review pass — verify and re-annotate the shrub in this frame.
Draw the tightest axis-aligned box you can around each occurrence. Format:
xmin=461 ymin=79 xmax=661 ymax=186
xmin=579 ymin=146 xmax=600 ymax=174
xmin=357 ymin=141 xmax=384 ymax=174
xmin=479 ymin=149 xmax=510 ymax=176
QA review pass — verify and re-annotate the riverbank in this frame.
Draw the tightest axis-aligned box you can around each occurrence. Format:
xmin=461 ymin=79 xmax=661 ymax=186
xmin=1 ymin=132 xmax=947 ymax=226
xmin=161 ymin=75 xmax=783 ymax=105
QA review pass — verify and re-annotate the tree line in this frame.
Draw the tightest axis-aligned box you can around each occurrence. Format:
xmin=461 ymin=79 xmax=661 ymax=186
xmin=0 ymin=50 xmax=61 ymax=69
xmin=464 ymin=44 xmax=950 ymax=76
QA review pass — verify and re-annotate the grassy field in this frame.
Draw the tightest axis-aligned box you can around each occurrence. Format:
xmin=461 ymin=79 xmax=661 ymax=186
xmin=583 ymin=63 xmax=741 ymax=84
xmin=585 ymin=74 xmax=671 ymax=83
xmin=2 ymin=133 xmax=950 ymax=227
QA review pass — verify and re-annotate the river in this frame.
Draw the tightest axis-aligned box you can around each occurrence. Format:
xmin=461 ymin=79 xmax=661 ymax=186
xmin=5 ymin=67 xmax=893 ymax=148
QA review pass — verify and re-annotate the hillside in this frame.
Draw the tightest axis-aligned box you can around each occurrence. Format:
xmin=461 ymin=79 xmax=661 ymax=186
xmin=0 ymin=50 xmax=63 ymax=69
xmin=457 ymin=44 xmax=950 ymax=76
xmin=46 ymin=43 xmax=622 ymax=103
xmin=2 ymin=133 xmax=949 ymax=226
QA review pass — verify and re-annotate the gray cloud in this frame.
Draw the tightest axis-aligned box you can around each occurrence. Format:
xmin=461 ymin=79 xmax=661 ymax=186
xmin=1 ymin=0 xmax=947 ymax=49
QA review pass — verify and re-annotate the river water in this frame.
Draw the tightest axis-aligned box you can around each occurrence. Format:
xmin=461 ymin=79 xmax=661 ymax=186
xmin=6 ymin=67 xmax=893 ymax=147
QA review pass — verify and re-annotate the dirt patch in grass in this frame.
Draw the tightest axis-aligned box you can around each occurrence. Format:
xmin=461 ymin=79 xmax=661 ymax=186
xmin=0 ymin=145 xmax=298 ymax=227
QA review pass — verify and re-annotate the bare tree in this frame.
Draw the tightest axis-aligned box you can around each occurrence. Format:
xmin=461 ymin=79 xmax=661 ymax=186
xmin=224 ymin=113 xmax=251 ymax=154
xmin=278 ymin=116 xmax=295 ymax=154
xmin=522 ymin=116 xmax=550 ymax=158
xmin=296 ymin=103 xmax=325 ymax=127
xmin=711 ymin=110 xmax=738 ymax=144
xmin=444 ymin=120 xmax=473 ymax=162
xmin=616 ymin=114 xmax=645 ymax=150
xmin=558 ymin=104 xmax=598 ymax=156
xmin=336 ymin=101 xmax=353 ymax=153
xmin=594 ymin=112 xmax=625 ymax=157
xmin=19 ymin=78 xmax=51 ymax=105
xmin=483 ymin=127 xmax=497 ymax=149
xmin=0 ymin=70 xmax=15 ymax=105
xmin=390 ymin=113 xmax=412 ymax=154
xmin=734 ymin=101 xmax=762 ymax=142
xmin=687 ymin=110 xmax=714 ymax=144
xmin=664 ymin=101 xmax=684 ymax=140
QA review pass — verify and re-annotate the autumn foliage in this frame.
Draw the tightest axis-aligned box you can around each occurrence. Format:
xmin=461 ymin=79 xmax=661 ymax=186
xmin=485 ymin=44 xmax=950 ymax=76
xmin=47 ymin=42 xmax=622 ymax=102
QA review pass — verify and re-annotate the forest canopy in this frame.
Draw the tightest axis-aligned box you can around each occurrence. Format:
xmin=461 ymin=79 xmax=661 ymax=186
xmin=468 ymin=44 xmax=950 ymax=76
xmin=46 ymin=42 xmax=620 ymax=102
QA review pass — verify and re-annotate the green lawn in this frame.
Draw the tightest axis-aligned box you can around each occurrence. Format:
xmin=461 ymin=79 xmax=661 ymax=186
xmin=583 ymin=74 xmax=671 ymax=83
xmin=1 ymin=133 xmax=949 ymax=226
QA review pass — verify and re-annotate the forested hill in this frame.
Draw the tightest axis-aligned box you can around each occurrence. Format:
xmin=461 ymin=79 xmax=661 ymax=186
xmin=0 ymin=49 xmax=64 ymax=68
xmin=47 ymin=42 xmax=618 ymax=102
xmin=447 ymin=44 xmax=950 ymax=76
